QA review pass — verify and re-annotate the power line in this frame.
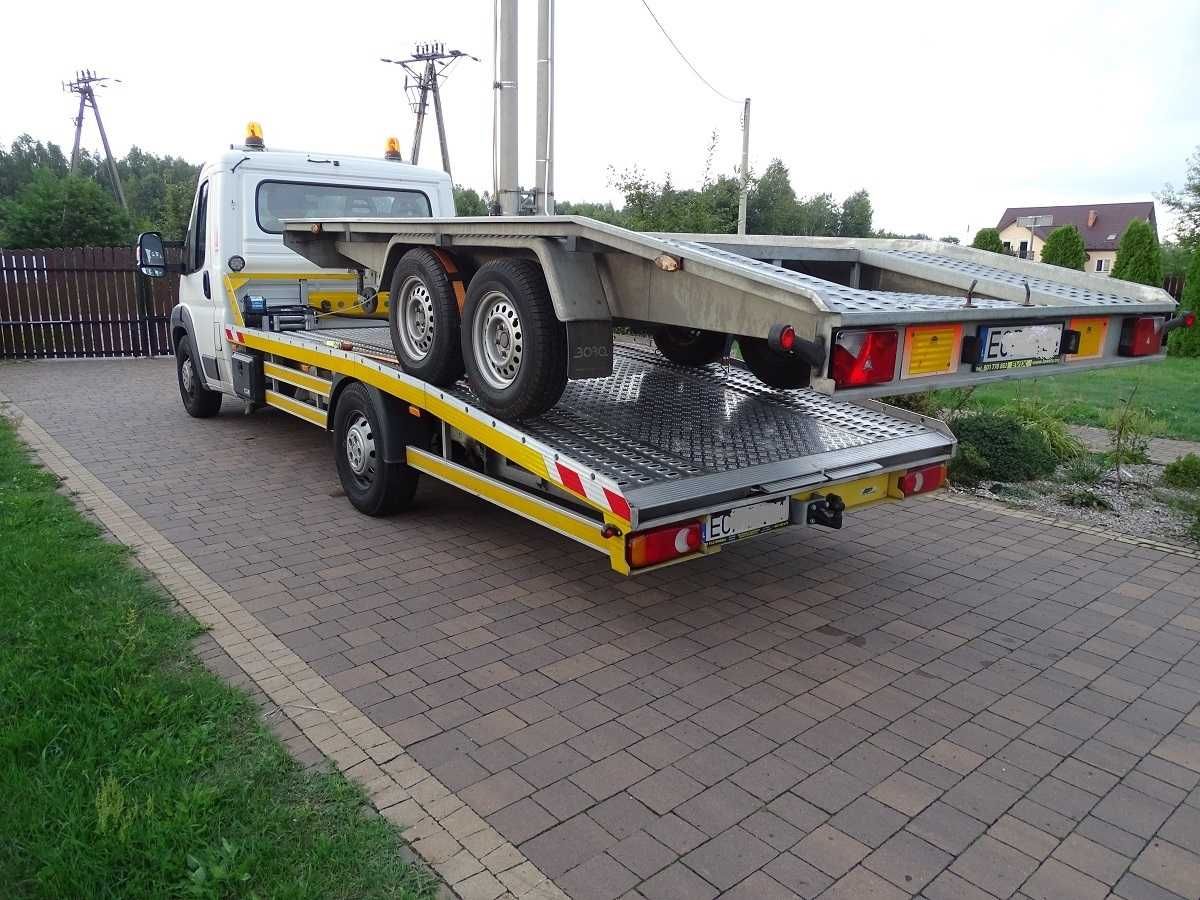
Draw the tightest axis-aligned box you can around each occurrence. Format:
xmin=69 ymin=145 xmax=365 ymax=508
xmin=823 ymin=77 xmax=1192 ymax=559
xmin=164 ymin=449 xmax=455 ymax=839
xmin=638 ymin=0 xmax=740 ymax=104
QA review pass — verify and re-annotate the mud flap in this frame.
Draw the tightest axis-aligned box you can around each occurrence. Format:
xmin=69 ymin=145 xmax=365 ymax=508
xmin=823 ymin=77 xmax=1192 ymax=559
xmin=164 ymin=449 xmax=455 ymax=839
xmin=566 ymin=320 xmax=613 ymax=378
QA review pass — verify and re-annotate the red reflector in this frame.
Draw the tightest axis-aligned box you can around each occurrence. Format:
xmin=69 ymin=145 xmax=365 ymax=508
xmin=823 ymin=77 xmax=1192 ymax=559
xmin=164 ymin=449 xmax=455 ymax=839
xmin=831 ymin=329 xmax=899 ymax=388
xmin=1185 ymin=312 xmax=1197 ymax=328
xmin=899 ymin=463 xmax=947 ymax=496
xmin=1118 ymin=316 xmax=1165 ymax=357
xmin=626 ymin=521 xmax=702 ymax=569
xmin=779 ymin=325 xmax=796 ymax=351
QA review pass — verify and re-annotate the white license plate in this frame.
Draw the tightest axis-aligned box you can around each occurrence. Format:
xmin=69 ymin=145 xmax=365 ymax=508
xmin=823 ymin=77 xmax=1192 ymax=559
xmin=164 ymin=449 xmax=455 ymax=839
xmin=975 ymin=323 xmax=1063 ymax=371
xmin=705 ymin=497 xmax=789 ymax=544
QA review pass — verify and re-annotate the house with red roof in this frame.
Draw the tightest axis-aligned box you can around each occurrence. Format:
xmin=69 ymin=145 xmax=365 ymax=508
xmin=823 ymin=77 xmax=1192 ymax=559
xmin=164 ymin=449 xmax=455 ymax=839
xmin=995 ymin=202 xmax=1157 ymax=275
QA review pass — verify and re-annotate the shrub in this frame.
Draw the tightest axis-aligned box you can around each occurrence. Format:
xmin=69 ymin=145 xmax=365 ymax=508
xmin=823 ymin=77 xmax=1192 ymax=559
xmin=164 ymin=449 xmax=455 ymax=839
xmin=1060 ymin=487 xmax=1112 ymax=510
xmin=1167 ymin=250 xmax=1200 ymax=358
xmin=1039 ymin=225 xmax=1087 ymax=270
xmin=949 ymin=411 xmax=1057 ymax=485
xmin=1065 ymin=457 xmax=1105 ymax=485
xmin=1106 ymin=402 xmax=1155 ymax=471
xmin=971 ymin=227 xmax=1005 ymax=253
xmin=1163 ymin=453 xmax=1200 ymax=489
xmin=880 ymin=392 xmax=941 ymax=417
xmin=1001 ymin=397 xmax=1085 ymax=462
xmin=1111 ymin=219 xmax=1163 ymax=286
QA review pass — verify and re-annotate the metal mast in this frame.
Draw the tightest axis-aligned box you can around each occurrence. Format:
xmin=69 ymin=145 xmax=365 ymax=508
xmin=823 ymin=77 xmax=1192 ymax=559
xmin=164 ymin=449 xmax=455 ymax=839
xmin=737 ymin=98 xmax=751 ymax=235
xmin=381 ymin=42 xmax=477 ymax=180
xmin=63 ymin=69 xmax=127 ymax=211
xmin=534 ymin=0 xmax=555 ymax=215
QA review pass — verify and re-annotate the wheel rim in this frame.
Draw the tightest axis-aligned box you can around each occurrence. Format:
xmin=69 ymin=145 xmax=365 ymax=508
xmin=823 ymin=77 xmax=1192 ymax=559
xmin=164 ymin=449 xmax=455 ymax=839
xmin=180 ymin=355 xmax=195 ymax=395
xmin=397 ymin=275 xmax=436 ymax=362
xmin=472 ymin=290 xmax=523 ymax=390
xmin=344 ymin=412 xmax=377 ymax=488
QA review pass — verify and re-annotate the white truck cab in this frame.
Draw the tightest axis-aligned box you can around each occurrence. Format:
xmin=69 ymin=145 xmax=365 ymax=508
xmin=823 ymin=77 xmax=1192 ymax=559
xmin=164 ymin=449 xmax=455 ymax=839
xmin=171 ymin=126 xmax=453 ymax=400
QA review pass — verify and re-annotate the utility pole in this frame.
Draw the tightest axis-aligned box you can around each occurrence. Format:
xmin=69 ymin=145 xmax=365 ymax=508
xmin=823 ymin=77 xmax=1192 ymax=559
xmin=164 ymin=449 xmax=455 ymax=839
xmin=63 ymin=69 xmax=127 ymax=211
xmin=534 ymin=0 xmax=555 ymax=215
xmin=496 ymin=0 xmax=520 ymax=215
xmin=736 ymin=97 xmax=750 ymax=235
xmin=381 ymin=42 xmax=477 ymax=181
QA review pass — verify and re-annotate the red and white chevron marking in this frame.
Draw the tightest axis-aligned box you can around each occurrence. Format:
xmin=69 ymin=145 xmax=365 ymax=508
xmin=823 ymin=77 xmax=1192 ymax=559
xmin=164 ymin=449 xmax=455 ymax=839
xmin=541 ymin=451 xmax=631 ymax=522
xmin=224 ymin=326 xmax=246 ymax=344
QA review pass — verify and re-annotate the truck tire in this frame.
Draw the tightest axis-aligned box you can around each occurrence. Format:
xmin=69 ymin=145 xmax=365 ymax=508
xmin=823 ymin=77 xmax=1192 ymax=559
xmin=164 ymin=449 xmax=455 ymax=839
xmin=461 ymin=259 xmax=567 ymax=419
xmin=739 ymin=336 xmax=812 ymax=390
xmin=389 ymin=249 xmax=465 ymax=386
xmin=653 ymin=327 xmax=726 ymax=366
xmin=175 ymin=338 xmax=222 ymax=418
xmin=333 ymin=382 xmax=419 ymax=516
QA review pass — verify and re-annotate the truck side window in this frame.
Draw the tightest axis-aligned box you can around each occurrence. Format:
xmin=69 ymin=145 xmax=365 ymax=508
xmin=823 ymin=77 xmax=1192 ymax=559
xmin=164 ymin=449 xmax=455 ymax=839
xmin=255 ymin=181 xmax=431 ymax=234
xmin=194 ymin=181 xmax=209 ymax=270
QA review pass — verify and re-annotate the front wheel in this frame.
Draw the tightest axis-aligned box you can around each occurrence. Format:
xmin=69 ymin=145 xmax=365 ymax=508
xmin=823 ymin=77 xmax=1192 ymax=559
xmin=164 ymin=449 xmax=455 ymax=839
xmin=653 ymin=327 xmax=727 ymax=366
xmin=461 ymin=259 xmax=567 ymax=419
xmin=739 ymin=336 xmax=812 ymax=390
xmin=333 ymin=383 xmax=419 ymax=516
xmin=176 ymin=338 xmax=222 ymax=418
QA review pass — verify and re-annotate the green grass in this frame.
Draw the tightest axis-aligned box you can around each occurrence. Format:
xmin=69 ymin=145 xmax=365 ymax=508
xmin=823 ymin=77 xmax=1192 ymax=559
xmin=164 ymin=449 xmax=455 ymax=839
xmin=959 ymin=357 xmax=1200 ymax=442
xmin=0 ymin=419 xmax=437 ymax=899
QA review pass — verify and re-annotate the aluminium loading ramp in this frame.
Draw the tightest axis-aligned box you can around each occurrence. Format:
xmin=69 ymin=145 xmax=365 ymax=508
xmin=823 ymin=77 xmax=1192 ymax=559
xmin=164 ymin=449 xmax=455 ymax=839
xmin=278 ymin=320 xmax=954 ymax=526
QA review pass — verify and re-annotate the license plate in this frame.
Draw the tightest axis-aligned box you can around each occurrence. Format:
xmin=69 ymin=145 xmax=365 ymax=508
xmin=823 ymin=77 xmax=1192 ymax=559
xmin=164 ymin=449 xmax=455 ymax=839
xmin=974 ymin=323 xmax=1063 ymax=371
xmin=705 ymin=497 xmax=789 ymax=544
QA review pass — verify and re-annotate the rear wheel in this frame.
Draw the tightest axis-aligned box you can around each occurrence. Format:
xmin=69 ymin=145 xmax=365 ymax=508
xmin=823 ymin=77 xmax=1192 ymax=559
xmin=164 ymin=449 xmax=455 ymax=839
xmin=653 ymin=327 xmax=726 ymax=366
xmin=333 ymin=383 xmax=419 ymax=516
xmin=176 ymin=338 xmax=222 ymax=418
xmin=461 ymin=259 xmax=567 ymax=419
xmin=739 ymin=336 xmax=812 ymax=389
xmin=389 ymin=248 xmax=464 ymax=385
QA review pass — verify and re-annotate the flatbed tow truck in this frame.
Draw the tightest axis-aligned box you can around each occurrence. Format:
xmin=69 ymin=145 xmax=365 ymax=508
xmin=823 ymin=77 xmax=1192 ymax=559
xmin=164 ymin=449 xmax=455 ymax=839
xmin=136 ymin=129 xmax=1190 ymax=575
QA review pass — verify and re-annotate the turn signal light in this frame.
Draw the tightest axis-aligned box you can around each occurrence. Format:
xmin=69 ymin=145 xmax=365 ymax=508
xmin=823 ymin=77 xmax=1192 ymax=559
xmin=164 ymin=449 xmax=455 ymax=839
xmin=898 ymin=463 xmax=947 ymax=496
xmin=831 ymin=328 xmax=899 ymax=388
xmin=627 ymin=521 xmax=702 ymax=569
xmin=1118 ymin=316 xmax=1165 ymax=357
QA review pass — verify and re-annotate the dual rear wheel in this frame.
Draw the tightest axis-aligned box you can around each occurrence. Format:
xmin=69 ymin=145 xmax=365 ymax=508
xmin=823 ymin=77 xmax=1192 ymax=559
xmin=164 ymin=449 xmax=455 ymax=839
xmin=389 ymin=250 xmax=567 ymax=420
xmin=652 ymin=326 xmax=811 ymax=389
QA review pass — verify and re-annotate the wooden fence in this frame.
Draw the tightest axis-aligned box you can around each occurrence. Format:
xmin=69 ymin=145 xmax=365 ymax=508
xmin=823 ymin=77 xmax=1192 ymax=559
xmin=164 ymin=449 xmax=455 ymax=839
xmin=0 ymin=245 xmax=181 ymax=360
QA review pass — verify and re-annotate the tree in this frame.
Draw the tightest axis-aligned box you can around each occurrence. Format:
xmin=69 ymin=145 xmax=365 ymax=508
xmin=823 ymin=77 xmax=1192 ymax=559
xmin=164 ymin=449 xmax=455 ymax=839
xmin=453 ymin=186 xmax=487 ymax=216
xmin=1167 ymin=250 xmax=1200 ymax=357
xmin=1 ymin=173 xmax=131 ymax=247
xmin=938 ymin=235 xmax=961 ymax=244
xmin=838 ymin=189 xmax=873 ymax=237
xmin=1039 ymin=225 xmax=1087 ymax=270
xmin=747 ymin=160 xmax=799 ymax=234
xmin=1111 ymin=219 xmax=1163 ymax=286
xmin=1160 ymin=145 xmax=1200 ymax=250
xmin=555 ymin=200 xmax=624 ymax=225
xmin=971 ymin=227 xmax=1005 ymax=253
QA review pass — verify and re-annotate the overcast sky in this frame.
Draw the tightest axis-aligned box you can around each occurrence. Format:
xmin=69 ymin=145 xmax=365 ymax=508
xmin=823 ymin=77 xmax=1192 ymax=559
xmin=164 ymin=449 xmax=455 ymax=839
xmin=3 ymin=0 xmax=1197 ymax=241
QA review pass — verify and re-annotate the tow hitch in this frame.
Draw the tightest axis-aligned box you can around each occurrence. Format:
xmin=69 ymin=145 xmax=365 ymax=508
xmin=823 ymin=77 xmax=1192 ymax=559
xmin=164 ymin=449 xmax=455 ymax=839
xmin=797 ymin=493 xmax=845 ymax=529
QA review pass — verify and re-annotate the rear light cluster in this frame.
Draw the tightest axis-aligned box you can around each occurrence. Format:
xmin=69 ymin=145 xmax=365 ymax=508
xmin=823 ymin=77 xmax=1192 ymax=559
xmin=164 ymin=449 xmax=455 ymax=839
xmin=831 ymin=328 xmax=898 ymax=388
xmin=627 ymin=521 xmax=702 ymax=569
xmin=1119 ymin=316 xmax=1166 ymax=357
xmin=898 ymin=463 xmax=947 ymax=496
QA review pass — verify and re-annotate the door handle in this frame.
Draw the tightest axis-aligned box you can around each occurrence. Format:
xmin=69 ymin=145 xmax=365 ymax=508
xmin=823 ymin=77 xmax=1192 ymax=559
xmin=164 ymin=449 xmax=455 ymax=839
xmin=202 ymin=270 xmax=211 ymax=299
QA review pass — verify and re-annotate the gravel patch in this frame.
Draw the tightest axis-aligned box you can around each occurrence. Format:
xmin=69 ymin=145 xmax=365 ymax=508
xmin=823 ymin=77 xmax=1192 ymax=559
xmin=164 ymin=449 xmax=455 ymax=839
xmin=954 ymin=461 xmax=1199 ymax=548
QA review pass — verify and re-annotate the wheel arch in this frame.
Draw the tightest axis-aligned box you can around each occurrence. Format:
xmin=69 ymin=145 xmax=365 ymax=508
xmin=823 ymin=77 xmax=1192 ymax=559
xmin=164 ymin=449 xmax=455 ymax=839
xmin=169 ymin=305 xmax=212 ymax=389
xmin=326 ymin=376 xmax=429 ymax=465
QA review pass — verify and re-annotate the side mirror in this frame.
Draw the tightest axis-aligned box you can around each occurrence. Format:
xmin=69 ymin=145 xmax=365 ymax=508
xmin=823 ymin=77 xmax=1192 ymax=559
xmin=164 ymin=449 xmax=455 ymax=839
xmin=136 ymin=231 xmax=167 ymax=277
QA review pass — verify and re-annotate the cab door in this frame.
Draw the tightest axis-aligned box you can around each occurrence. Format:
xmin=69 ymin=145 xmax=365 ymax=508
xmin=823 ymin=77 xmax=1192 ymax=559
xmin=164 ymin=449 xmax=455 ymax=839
xmin=178 ymin=178 xmax=227 ymax=388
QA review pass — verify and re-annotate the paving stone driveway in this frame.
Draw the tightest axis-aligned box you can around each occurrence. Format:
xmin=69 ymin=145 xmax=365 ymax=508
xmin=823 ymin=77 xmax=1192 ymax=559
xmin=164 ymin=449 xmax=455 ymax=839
xmin=3 ymin=357 xmax=1200 ymax=900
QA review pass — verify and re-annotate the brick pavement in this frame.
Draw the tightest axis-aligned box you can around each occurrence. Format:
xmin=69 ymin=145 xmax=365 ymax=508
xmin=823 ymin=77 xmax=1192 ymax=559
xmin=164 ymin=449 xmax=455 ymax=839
xmin=3 ymin=357 xmax=1200 ymax=900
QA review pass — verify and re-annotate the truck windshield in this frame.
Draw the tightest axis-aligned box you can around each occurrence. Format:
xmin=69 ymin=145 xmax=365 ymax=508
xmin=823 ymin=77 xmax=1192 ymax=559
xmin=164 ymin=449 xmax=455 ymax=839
xmin=256 ymin=180 xmax=431 ymax=233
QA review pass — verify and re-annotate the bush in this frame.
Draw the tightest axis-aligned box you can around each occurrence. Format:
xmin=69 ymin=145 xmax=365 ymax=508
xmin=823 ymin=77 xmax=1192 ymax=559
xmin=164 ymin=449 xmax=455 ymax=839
xmin=880 ymin=392 xmax=941 ymax=417
xmin=1167 ymin=250 xmax=1200 ymax=358
xmin=1106 ymin=403 xmax=1156 ymax=468
xmin=1065 ymin=457 xmax=1105 ymax=485
xmin=949 ymin=411 xmax=1058 ymax=485
xmin=1039 ymin=225 xmax=1087 ymax=270
xmin=1060 ymin=487 xmax=1112 ymax=510
xmin=1163 ymin=453 xmax=1200 ymax=489
xmin=971 ymin=227 xmax=1005 ymax=253
xmin=1111 ymin=219 xmax=1163 ymax=286
xmin=1001 ymin=397 xmax=1085 ymax=462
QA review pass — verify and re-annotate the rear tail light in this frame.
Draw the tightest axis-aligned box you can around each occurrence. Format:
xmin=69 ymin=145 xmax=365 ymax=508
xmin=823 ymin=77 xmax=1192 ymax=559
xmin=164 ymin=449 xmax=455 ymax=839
xmin=627 ymin=521 xmax=702 ymax=569
xmin=831 ymin=328 xmax=899 ymax=388
xmin=898 ymin=463 xmax=947 ymax=496
xmin=1118 ymin=316 xmax=1165 ymax=357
